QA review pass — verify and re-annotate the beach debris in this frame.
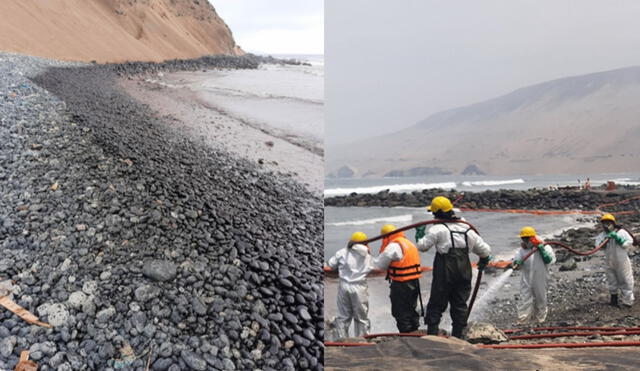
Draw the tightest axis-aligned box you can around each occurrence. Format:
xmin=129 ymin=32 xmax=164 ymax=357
xmin=14 ymin=351 xmax=38 ymax=371
xmin=559 ymin=257 xmax=578 ymax=271
xmin=464 ymin=322 xmax=508 ymax=344
xmin=0 ymin=289 xmax=53 ymax=328
xmin=50 ymin=181 xmax=59 ymax=191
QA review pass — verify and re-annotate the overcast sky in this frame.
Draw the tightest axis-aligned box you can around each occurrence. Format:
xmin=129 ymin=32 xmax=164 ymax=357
xmin=326 ymin=0 xmax=640 ymax=147
xmin=212 ymin=0 xmax=323 ymax=55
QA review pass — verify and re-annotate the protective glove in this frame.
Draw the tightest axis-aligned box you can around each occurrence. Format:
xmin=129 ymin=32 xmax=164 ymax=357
xmin=415 ymin=225 xmax=426 ymax=242
xmin=512 ymin=259 xmax=523 ymax=270
xmin=478 ymin=255 xmax=492 ymax=271
xmin=607 ymin=231 xmax=626 ymax=245
xmin=538 ymin=244 xmax=553 ymax=264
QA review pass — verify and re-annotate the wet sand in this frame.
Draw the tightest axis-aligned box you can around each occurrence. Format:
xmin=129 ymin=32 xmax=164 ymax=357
xmin=120 ymin=66 xmax=323 ymax=195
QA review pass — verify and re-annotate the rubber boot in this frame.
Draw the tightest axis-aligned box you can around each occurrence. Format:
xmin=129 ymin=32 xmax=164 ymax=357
xmin=427 ymin=324 xmax=439 ymax=335
xmin=452 ymin=326 xmax=465 ymax=339
xmin=610 ymin=294 xmax=619 ymax=307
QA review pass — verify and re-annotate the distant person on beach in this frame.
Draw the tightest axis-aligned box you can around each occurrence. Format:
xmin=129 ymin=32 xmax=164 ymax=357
xmin=511 ymin=226 xmax=556 ymax=324
xmin=415 ymin=196 xmax=492 ymax=338
xmin=326 ymin=232 xmax=374 ymax=338
xmin=584 ymin=177 xmax=591 ymax=190
xmin=373 ymin=224 xmax=422 ymax=333
xmin=597 ymin=214 xmax=634 ymax=307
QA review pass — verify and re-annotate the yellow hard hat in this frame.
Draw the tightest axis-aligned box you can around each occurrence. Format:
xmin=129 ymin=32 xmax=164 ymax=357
xmin=350 ymin=231 xmax=368 ymax=243
xmin=380 ymin=224 xmax=397 ymax=235
xmin=601 ymin=213 xmax=616 ymax=223
xmin=427 ymin=196 xmax=453 ymax=213
xmin=519 ymin=226 xmax=537 ymax=238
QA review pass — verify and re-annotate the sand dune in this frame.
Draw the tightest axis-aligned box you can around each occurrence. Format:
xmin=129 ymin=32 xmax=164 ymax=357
xmin=0 ymin=0 xmax=242 ymax=63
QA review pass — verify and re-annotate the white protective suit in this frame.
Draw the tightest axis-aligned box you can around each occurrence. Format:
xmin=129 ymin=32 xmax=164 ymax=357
xmin=515 ymin=242 xmax=556 ymax=323
xmin=416 ymin=221 xmax=491 ymax=258
xmin=327 ymin=243 xmax=373 ymax=338
xmin=596 ymin=229 xmax=634 ymax=306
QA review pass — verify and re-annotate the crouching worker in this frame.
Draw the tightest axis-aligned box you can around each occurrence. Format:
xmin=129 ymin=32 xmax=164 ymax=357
xmin=326 ymin=231 xmax=374 ymax=338
xmin=373 ymin=224 xmax=422 ymax=333
xmin=512 ymin=226 xmax=556 ymax=324
xmin=597 ymin=214 xmax=634 ymax=307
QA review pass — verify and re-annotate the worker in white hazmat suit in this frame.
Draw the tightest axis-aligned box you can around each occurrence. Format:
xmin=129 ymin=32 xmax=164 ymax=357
xmin=512 ymin=226 xmax=556 ymax=324
xmin=326 ymin=231 xmax=374 ymax=338
xmin=596 ymin=214 xmax=634 ymax=307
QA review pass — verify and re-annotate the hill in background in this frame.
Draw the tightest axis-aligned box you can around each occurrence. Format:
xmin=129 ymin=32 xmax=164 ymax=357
xmin=327 ymin=66 xmax=640 ymax=177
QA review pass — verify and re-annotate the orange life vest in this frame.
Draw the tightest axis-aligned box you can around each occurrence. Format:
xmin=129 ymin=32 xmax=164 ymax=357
xmin=382 ymin=235 xmax=422 ymax=282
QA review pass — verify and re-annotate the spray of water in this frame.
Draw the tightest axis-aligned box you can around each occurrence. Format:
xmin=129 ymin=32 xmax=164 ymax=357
xmin=468 ymin=268 xmax=514 ymax=321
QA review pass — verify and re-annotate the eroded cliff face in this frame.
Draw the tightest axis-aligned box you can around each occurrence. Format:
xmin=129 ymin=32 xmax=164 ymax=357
xmin=0 ymin=0 xmax=242 ymax=62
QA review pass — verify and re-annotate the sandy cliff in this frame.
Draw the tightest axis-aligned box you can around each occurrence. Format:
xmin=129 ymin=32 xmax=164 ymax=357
xmin=0 ymin=0 xmax=242 ymax=62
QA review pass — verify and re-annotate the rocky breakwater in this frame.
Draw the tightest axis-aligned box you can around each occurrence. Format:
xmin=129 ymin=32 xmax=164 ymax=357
xmin=109 ymin=53 xmax=307 ymax=77
xmin=325 ymin=187 xmax=640 ymax=212
xmin=0 ymin=53 xmax=323 ymax=370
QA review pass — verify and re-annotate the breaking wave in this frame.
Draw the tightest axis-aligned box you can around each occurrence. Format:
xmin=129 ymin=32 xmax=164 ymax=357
xmin=461 ymin=179 xmax=525 ymax=187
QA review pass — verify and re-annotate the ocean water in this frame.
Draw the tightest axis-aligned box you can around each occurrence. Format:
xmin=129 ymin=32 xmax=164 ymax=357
xmin=169 ymin=54 xmax=324 ymax=151
xmin=322 ymin=174 xmax=626 ymax=335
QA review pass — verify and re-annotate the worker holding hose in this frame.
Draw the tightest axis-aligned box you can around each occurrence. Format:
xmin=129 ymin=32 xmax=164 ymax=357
xmin=512 ymin=226 xmax=556 ymax=324
xmin=597 ymin=214 xmax=634 ymax=308
xmin=414 ymin=196 xmax=492 ymax=338
xmin=373 ymin=224 xmax=422 ymax=333
xmin=326 ymin=231 xmax=374 ymax=338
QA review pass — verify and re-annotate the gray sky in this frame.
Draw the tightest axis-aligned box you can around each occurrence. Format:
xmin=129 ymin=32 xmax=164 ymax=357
xmin=212 ymin=0 xmax=323 ymax=55
xmin=326 ymin=0 xmax=640 ymax=147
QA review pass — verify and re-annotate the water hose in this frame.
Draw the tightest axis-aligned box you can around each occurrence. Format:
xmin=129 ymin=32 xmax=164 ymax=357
xmin=363 ymin=333 xmax=424 ymax=339
xmin=416 ymin=277 xmax=425 ymax=317
xmin=503 ymin=326 xmax=639 ymax=334
xmin=467 ymin=268 xmax=483 ymax=316
xmin=326 ymin=326 xmax=640 ymax=348
xmin=508 ymin=329 xmax=640 ymax=340
xmin=547 ymin=239 xmax=609 ymax=256
xmin=356 ymin=219 xmax=479 ymax=245
xmin=324 ymin=341 xmax=375 ymax=347
xmin=478 ymin=341 xmax=640 ymax=349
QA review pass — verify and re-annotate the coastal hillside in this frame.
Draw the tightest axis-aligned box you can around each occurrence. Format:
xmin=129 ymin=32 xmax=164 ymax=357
xmin=327 ymin=66 xmax=640 ymax=177
xmin=0 ymin=0 xmax=242 ymax=62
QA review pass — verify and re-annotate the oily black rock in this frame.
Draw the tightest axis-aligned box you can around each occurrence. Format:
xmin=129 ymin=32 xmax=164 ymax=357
xmin=0 ymin=54 xmax=323 ymax=371
xmin=325 ymin=187 xmax=640 ymax=213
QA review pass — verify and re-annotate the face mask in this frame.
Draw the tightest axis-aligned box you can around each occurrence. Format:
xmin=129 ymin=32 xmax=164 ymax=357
xmin=602 ymin=222 xmax=613 ymax=232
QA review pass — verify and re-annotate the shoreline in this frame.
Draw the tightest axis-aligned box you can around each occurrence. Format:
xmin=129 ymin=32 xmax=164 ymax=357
xmin=0 ymin=52 xmax=323 ymax=370
xmin=119 ymin=66 xmax=323 ymax=195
